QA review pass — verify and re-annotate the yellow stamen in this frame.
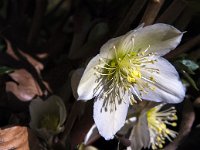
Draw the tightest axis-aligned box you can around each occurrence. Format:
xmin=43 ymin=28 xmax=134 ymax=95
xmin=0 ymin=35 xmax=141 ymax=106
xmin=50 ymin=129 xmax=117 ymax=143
xmin=93 ymin=39 xmax=159 ymax=110
xmin=147 ymin=104 xmax=178 ymax=149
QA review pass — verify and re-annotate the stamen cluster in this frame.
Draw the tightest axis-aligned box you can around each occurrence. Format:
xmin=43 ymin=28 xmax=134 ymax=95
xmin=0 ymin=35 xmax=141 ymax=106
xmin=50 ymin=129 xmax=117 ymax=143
xmin=93 ymin=37 xmax=160 ymax=111
xmin=147 ymin=104 xmax=178 ymax=149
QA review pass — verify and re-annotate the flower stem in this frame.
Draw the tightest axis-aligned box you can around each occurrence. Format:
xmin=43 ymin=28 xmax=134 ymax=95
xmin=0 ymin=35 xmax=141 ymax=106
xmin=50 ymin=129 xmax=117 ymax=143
xmin=140 ymin=0 xmax=165 ymax=26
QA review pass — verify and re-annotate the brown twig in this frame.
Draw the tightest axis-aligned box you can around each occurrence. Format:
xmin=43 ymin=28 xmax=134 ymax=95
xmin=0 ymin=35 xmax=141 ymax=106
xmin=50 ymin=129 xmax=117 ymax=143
xmin=27 ymin=0 xmax=47 ymax=45
xmin=69 ymin=102 xmax=94 ymax=148
xmin=156 ymin=0 xmax=186 ymax=24
xmin=114 ymin=0 xmax=148 ymax=36
xmin=164 ymin=99 xmax=195 ymax=150
xmin=140 ymin=0 xmax=165 ymax=26
xmin=60 ymin=101 xmax=86 ymax=145
xmin=165 ymin=34 xmax=200 ymax=59
xmin=116 ymin=135 xmax=131 ymax=147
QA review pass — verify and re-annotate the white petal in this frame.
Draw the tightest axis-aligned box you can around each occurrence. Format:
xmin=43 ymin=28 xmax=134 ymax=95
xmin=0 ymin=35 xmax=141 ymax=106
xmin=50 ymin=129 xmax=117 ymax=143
xmin=117 ymin=24 xmax=144 ymax=54
xmin=71 ymin=68 xmax=84 ymax=99
xmin=129 ymin=112 xmax=150 ymax=150
xmin=77 ymin=55 xmax=102 ymax=100
xmin=99 ymin=24 xmax=182 ymax=59
xmin=93 ymin=92 xmax=129 ymax=140
xmin=29 ymin=96 xmax=63 ymax=129
xmin=99 ymin=37 xmax=121 ymax=59
xmin=140 ymin=57 xmax=185 ymax=103
xmin=132 ymin=23 xmax=183 ymax=56
xmin=99 ymin=24 xmax=144 ymax=59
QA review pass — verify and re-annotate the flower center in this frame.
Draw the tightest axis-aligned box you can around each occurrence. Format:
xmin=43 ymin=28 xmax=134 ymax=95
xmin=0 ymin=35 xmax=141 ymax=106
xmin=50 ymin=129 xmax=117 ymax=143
xmin=147 ymin=105 xmax=178 ymax=149
xmin=105 ymin=52 xmax=142 ymax=84
xmin=94 ymin=38 xmax=159 ymax=111
xmin=39 ymin=113 xmax=59 ymax=131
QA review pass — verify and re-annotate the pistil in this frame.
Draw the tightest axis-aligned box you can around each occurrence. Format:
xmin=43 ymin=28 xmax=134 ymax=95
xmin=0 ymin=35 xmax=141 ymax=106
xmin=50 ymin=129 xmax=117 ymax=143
xmin=93 ymin=38 xmax=160 ymax=111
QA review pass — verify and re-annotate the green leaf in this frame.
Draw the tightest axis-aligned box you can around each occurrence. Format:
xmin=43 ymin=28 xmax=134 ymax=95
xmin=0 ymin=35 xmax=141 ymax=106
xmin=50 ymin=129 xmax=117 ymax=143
xmin=180 ymin=59 xmax=199 ymax=71
xmin=0 ymin=66 xmax=14 ymax=75
xmin=181 ymin=79 xmax=190 ymax=88
xmin=181 ymin=70 xmax=199 ymax=91
xmin=175 ymin=59 xmax=199 ymax=75
xmin=174 ymin=59 xmax=199 ymax=90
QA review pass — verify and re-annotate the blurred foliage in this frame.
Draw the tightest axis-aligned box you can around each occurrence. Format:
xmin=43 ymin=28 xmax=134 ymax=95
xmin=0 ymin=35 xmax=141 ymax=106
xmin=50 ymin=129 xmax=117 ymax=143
xmin=0 ymin=66 xmax=14 ymax=75
xmin=0 ymin=0 xmax=7 ymax=18
xmin=0 ymin=37 xmax=7 ymax=52
xmin=174 ymin=56 xmax=199 ymax=90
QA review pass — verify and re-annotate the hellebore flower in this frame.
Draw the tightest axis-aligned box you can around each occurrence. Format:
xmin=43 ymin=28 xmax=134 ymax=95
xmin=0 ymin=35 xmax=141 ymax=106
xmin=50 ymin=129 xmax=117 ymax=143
xmin=127 ymin=102 xmax=178 ymax=150
xmin=77 ymin=23 xmax=185 ymax=140
xmin=146 ymin=104 xmax=177 ymax=149
xmin=29 ymin=95 xmax=67 ymax=141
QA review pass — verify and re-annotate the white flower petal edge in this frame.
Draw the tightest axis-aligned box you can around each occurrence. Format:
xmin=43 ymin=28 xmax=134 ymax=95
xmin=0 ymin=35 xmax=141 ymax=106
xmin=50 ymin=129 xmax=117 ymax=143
xmin=77 ymin=54 xmax=103 ymax=100
xmin=139 ymin=57 xmax=185 ymax=103
xmin=93 ymin=90 xmax=129 ymax=140
xmin=128 ymin=112 xmax=150 ymax=150
xmin=100 ymin=23 xmax=183 ymax=59
xmin=99 ymin=24 xmax=144 ymax=59
xmin=123 ymin=23 xmax=183 ymax=56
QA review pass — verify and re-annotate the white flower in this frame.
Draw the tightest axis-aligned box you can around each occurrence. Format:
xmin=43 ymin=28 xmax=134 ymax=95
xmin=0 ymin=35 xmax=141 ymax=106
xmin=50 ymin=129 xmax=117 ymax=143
xmin=77 ymin=23 xmax=185 ymax=140
xmin=147 ymin=104 xmax=178 ymax=149
xmin=127 ymin=103 xmax=178 ymax=150
xmin=29 ymin=95 xmax=67 ymax=140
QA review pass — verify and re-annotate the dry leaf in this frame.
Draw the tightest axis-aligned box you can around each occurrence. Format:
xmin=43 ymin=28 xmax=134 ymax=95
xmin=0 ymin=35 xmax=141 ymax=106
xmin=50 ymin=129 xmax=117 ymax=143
xmin=19 ymin=51 xmax=44 ymax=73
xmin=0 ymin=126 xmax=29 ymax=150
xmin=5 ymin=39 xmax=19 ymax=60
xmin=5 ymin=39 xmax=44 ymax=73
xmin=6 ymin=69 xmax=43 ymax=101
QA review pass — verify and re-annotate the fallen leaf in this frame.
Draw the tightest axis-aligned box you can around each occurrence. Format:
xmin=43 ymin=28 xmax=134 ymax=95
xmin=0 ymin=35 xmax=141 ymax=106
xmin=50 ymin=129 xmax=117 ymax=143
xmin=5 ymin=39 xmax=44 ymax=73
xmin=5 ymin=39 xmax=19 ymax=60
xmin=6 ymin=69 xmax=43 ymax=101
xmin=19 ymin=50 xmax=44 ymax=73
xmin=0 ymin=126 xmax=30 ymax=150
